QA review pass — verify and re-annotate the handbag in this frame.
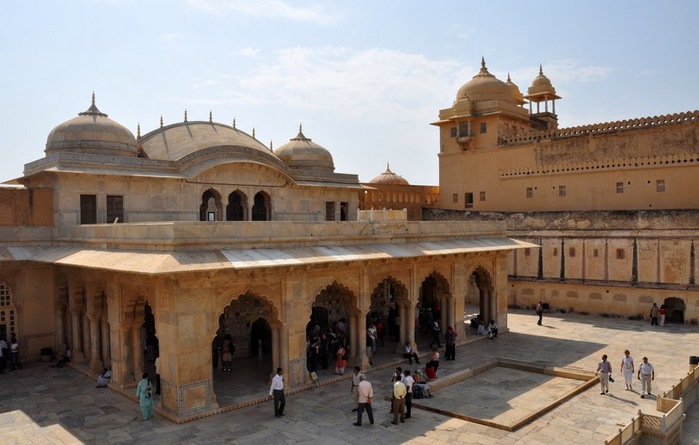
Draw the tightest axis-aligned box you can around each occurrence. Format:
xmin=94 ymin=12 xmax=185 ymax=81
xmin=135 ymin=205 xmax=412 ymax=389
xmin=608 ymin=375 xmax=615 ymax=383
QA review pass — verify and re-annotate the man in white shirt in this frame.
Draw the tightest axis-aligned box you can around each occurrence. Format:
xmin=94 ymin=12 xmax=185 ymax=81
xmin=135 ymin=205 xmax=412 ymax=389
xmin=0 ymin=337 xmax=7 ymax=373
xmin=269 ymin=367 xmax=286 ymax=417
xmin=638 ymin=357 xmax=655 ymax=398
xmin=402 ymin=370 xmax=415 ymax=419
xmin=351 ymin=366 xmax=361 ymax=412
xmin=392 ymin=379 xmax=406 ymax=425
xmin=353 ymin=374 xmax=374 ymax=426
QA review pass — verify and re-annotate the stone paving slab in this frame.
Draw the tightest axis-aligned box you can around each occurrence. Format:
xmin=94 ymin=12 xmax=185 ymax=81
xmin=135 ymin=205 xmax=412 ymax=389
xmin=1 ymin=310 xmax=699 ymax=444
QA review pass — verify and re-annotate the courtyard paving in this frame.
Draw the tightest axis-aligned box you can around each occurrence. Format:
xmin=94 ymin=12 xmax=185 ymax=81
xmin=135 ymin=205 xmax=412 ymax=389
xmin=1 ymin=309 xmax=699 ymax=444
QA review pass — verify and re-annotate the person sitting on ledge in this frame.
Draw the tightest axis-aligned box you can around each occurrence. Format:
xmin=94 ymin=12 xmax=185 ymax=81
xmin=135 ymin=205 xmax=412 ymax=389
xmin=424 ymin=362 xmax=436 ymax=381
xmin=413 ymin=369 xmax=433 ymax=398
xmin=96 ymin=367 xmax=112 ymax=388
xmin=488 ymin=320 xmax=499 ymax=339
xmin=52 ymin=345 xmax=71 ymax=368
xmin=402 ymin=342 xmax=420 ymax=365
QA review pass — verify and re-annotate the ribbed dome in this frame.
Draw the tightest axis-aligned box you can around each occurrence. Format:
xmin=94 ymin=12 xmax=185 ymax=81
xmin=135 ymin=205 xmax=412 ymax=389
xmin=456 ymin=58 xmax=515 ymax=103
xmin=274 ymin=125 xmax=334 ymax=171
xmin=46 ymin=94 xmax=139 ymax=157
xmin=506 ymin=73 xmax=525 ymax=105
xmin=369 ymin=163 xmax=409 ymax=185
xmin=528 ymin=65 xmax=557 ymax=96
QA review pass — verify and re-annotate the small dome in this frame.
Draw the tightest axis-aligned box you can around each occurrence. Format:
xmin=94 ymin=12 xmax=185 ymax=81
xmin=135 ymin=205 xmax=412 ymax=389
xmin=369 ymin=163 xmax=409 ymax=185
xmin=456 ymin=58 xmax=514 ymax=103
xmin=46 ymin=94 xmax=139 ymax=157
xmin=528 ymin=65 xmax=557 ymax=96
xmin=274 ymin=125 xmax=334 ymax=171
xmin=506 ymin=73 xmax=525 ymax=105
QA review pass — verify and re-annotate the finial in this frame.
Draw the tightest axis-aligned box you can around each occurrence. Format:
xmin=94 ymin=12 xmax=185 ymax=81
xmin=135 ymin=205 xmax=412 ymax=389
xmin=184 ymin=109 xmax=188 ymax=122
xmin=160 ymin=115 xmax=164 ymax=128
xmin=481 ymin=57 xmax=486 ymax=69
xmin=299 ymin=123 xmax=303 ymax=133
xmin=252 ymin=127 xmax=256 ymax=138
xmin=233 ymin=117 xmax=236 ymax=129
xmin=507 ymin=72 xmax=511 ymax=82
xmin=91 ymin=91 xmax=96 ymax=106
xmin=209 ymin=110 xmax=213 ymax=123
xmin=270 ymin=139 xmax=273 ymax=150
xmin=387 ymin=162 xmax=390 ymax=170
xmin=137 ymin=123 xmax=141 ymax=138
xmin=539 ymin=64 xmax=543 ymax=75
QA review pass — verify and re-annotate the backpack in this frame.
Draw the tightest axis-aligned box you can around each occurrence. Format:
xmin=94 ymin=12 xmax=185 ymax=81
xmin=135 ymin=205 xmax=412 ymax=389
xmin=413 ymin=385 xmax=424 ymax=399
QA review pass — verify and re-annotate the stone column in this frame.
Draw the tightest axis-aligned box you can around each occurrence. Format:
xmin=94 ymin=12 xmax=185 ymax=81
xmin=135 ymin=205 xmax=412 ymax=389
xmin=88 ymin=315 xmax=103 ymax=371
xmin=349 ymin=313 xmax=358 ymax=364
xmin=55 ymin=305 xmax=65 ymax=353
xmin=406 ymin=302 xmax=418 ymax=354
xmin=132 ymin=324 xmax=144 ymax=377
xmin=357 ymin=312 xmax=370 ymax=369
xmin=398 ymin=302 xmax=408 ymax=349
xmin=440 ymin=294 xmax=448 ymax=334
xmin=83 ymin=312 xmax=91 ymax=363
xmin=120 ymin=323 xmax=135 ymax=384
xmin=101 ymin=317 xmax=110 ymax=365
xmin=271 ymin=324 xmax=280 ymax=373
xmin=71 ymin=309 xmax=83 ymax=361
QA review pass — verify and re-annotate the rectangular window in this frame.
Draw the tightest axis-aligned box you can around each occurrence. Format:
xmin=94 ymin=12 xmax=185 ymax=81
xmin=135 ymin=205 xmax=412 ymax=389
xmin=464 ymin=192 xmax=474 ymax=209
xmin=452 ymin=193 xmax=458 ymax=203
xmin=80 ymin=194 xmax=97 ymax=224
xmin=524 ymin=248 xmax=531 ymax=257
xmin=616 ymin=249 xmax=625 ymax=260
xmin=450 ymin=127 xmax=457 ymax=137
xmin=479 ymin=191 xmax=486 ymax=201
xmin=569 ymin=247 xmax=576 ymax=257
xmin=480 ymin=122 xmax=487 ymax=134
xmin=325 ymin=202 xmax=336 ymax=221
xmin=106 ymin=195 xmax=124 ymax=223
xmin=558 ymin=185 xmax=566 ymax=197
xmin=616 ymin=182 xmax=624 ymax=193
xmin=340 ymin=202 xmax=348 ymax=221
xmin=593 ymin=249 xmax=599 ymax=257
xmin=552 ymin=247 xmax=558 ymax=257
xmin=459 ymin=122 xmax=469 ymax=137
xmin=656 ymin=179 xmax=665 ymax=192
xmin=526 ymin=187 xmax=533 ymax=198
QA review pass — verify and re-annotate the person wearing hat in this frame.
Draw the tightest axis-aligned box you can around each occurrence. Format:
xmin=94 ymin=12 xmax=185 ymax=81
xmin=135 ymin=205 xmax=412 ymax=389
xmin=353 ymin=374 xmax=374 ymax=426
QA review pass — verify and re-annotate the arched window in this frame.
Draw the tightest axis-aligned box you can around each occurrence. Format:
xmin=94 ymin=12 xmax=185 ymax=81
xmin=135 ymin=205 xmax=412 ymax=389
xmin=200 ymin=189 xmax=222 ymax=221
xmin=0 ymin=282 xmax=16 ymax=340
xmin=252 ymin=191 xmax=271 ymax=221
xmin=226 ymin=191 xmax=247 ymax=221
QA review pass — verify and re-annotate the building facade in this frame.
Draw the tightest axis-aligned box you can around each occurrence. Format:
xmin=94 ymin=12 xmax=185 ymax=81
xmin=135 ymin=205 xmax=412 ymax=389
xmin=0 ymin=96 xmax=527 ymax=420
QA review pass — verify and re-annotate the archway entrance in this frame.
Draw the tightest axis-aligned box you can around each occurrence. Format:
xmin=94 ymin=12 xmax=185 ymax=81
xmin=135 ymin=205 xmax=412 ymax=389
xmin=663 ymin=297 xmax=685 ymax=323
xmin=417 ymin=272 xmax=450 ymax=350
xmin=213 ymin=292 xmax=277 ymax=407
xmin=369 ymin=277 xmax=409 ymax=360
xmin=251 ymin=191 xmax=270 ymax=221
xmin=226 ymin=190 xmax=247 ymax=221
xmin=465 ymin=266 xmax=495 ymax=335
xmin=307 ymin=281 xmax=354 ymax=380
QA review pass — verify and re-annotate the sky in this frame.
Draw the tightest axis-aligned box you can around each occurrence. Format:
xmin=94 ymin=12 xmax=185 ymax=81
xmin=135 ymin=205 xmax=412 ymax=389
xmin=1 ymin=0 xmax=697 ymax=185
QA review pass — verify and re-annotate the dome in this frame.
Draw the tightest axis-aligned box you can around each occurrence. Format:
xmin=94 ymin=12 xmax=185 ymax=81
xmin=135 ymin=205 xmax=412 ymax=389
xmin=506 ymin=73 xmax=525 ymax=105
xmin=456 ymin=58 xmax=515 ymax=103
xmin=528 ymin=64 xmax=557 ymax=96
xmin=45 ymin=94 xmax=139 ymax=157
xmin=274 ymin=125 xmax=335 ymax=171
xmin=369 ymin=163 xmax=409 ymax=185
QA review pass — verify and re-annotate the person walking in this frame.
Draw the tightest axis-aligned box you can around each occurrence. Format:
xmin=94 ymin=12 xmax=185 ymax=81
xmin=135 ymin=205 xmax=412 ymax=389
xmin=269 ymin=367 xmax=286 ymax=417
xmin=650 ymin=303 xmax=659 ymax=326
xmin=353 ymin=374 xmax=374 ymax=426
xmin=620 ymin=350 xmax=635 ymax=391
xmin=351 ymin=366 xmax=361 ymax=412
xmin=659 ymin=305 xmax=666 ymax=327
xmin=9 ymin=334 xmax=21 ymax=370
xmin=430 ymin=321 xmax=442 ymax=348
xmin=0 ymin=336 xmax=7 ymax=373
xmin=638 ymin=357 xmax=655 ymax=398
xmin=596 ymin=354 xmax=612 ymax=395
xmin=444 ymin=327 xmax=457 ymax=360
xmin=536 ymin=301 xmax=544 ymax=326
xmin=403 ymin=370 xmax=414 ymax=419
xmin=135 ymin=372 xmax=153 ymax=420
xmin=392 ymin=377 xmax=407 ymax=425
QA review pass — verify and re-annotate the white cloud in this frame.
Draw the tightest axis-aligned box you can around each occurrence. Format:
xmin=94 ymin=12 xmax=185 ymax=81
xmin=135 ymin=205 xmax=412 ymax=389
xmin=203 ymin=46 xmax=464 ymax=123
xmin=186 ymin=0 xmax=340 ymax=25
xmin=238 ymin=47 xmax=260 ymax=57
